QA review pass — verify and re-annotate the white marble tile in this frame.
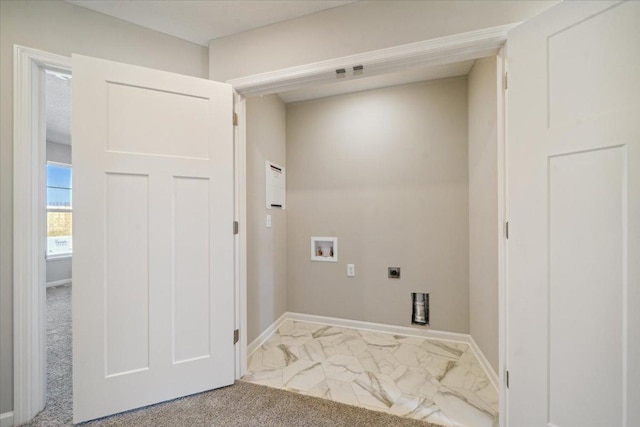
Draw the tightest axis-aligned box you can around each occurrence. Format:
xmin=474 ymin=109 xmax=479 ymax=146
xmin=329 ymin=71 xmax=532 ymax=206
xmin=434 ymin=390 xmax=497 ymax=427
xmin=278 ymin=319 xmax=296 ymax=334
xmin=262 ymin=344 xmax=298 ymax=369
xmin=358 ymin=330 xmax=400 ymax=348
xmin=389 ymin=394 xmax=422 ymax=417
xmin=457 ymin=348 xmax=487 ymax=377
xmin=242 ymin=367 xmax=282 ymax=388
xmin=302 ymin=380 xmax=331 ymax=399
xmin=292 ymin=321 xmax=327 ymax=333
xmin=325 ymin=379 xmax=360 ymax=406
xmin=440 ymin=363 xmax=479 ymax=390
xmin=443 ymin=386 xmax=497 ymax=418
xmin=322 ymin=354 xmax=364 ymax=382
xmin=422 ymin=340 xmax=466 ymax=361
xmin=243 ymin=321 xmax=498 ymax=427
xmin=357 ymin=348 xmax=402 ymax=375
xmin=390 ymin=365 xmax=439 ymax=399
xmin=301 ymin=337 xmax=336 ymax=362
xmin=352 ymin=372 xmax=402 ymax=409
xmin=280 ymin=328 xmax=313 ymax=347
xmin=284 ymin=344 xmax=303 ymax=361
xmin=390 ymin=395 xmax=455 ymax=427
xmin=358 ymin=402 xmax=391 ymax=414
xmin=283 ymin=359 xmax=325 ymax=391
xmin=425 ymin=410 xmax=456 ymax=427
xmin=247 ymin=349 xmax=263 ymax=371
xmin=394 ymin=336 xmax=427 ymax=346
xmin=261 ymin=332 xmax=282 ymax=350
xmin=424 ymin=356 xmax=457 ymax=380
xmin=312 ymin=325 xmax=346 ymax=342
xmin=332 ymin=334 xmax=369 ymax=356
xmin=472 ymin=377 xmax=499 ymax=413
xmin=393 ymin=343 xmax=432 ymax=367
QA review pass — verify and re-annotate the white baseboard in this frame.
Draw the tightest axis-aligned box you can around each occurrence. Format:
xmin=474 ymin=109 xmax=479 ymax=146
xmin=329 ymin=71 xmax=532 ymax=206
xmin=46 ymin=279 xmax=71 ymax=288
xmin=247 ymin=312 xmax=289 ymax=355
xmin=286 ymin=312 xmax=471 ymax=344
xmin=469 ymin=335 xmax=498 ymax=390
xmin=248 ymin=312 xmax=498 ymax=393
xmin=0 ymin=411 xmax=13 ymax=427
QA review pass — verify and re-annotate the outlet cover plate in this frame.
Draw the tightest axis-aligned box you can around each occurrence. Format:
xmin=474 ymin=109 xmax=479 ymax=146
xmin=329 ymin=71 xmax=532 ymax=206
xmin=347 ymin=264 xmax=355 ymax=277
xmin=388 ymin=267 xmax=401 ymax=279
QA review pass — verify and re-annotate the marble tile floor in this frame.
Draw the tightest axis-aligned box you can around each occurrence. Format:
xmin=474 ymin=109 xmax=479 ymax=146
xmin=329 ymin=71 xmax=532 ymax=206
xmin=243 ymin=320 xmax=499 ymax=427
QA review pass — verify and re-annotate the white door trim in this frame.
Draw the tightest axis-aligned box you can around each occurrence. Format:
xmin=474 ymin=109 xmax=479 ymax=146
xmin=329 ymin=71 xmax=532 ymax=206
xmin=497 ymin=45 xmax=509 ymax=427
xmin=13 ymin=45 xmax=71 ymax=425
xmin=228 ymin=23 xmax=518 ymax=97
xmin=233 ymin=92 xmax=248 ymax=378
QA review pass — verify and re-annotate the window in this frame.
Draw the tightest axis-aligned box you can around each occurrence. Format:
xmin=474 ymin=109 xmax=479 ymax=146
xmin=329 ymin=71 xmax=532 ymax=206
xmin=47 ymin=163 xmax=72 ymax=257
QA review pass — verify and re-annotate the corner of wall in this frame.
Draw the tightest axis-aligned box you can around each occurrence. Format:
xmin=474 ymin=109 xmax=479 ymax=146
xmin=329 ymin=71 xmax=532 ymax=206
xmin=245 ymin=94 xmax=287 ymax=343
xmin=467 ymin=55 xmax=499 ymax=372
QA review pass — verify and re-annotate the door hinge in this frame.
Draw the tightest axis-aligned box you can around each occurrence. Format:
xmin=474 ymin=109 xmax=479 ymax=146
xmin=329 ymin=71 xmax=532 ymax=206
xmin=233 ymin=329 xmax=239 ymax=344
xmin=233 ymin=221 xmax=239 ymax=235
xmin=233 ymin=112 xmax=238 ymax=126
xmin=504 ymin=72 xmax=508 ymax=90
xmin=506 ymin=370 xmax=510 ymax=388
xmin=505 ymin=221 xmax=509 ymax=239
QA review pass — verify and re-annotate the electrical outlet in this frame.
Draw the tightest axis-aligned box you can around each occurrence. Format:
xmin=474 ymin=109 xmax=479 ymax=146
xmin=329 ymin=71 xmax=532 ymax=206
xmin=347 ymin=264 xmax=355 ymax=277
xmin=266 ymin=214 xmax=272 ymax=228
xmin=388 ymin=267 xmax=401 ymax=279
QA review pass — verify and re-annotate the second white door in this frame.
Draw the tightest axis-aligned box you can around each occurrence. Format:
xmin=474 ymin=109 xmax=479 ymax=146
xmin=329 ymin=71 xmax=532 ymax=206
xmin=507 ymin=1 xmax=639 ymax=426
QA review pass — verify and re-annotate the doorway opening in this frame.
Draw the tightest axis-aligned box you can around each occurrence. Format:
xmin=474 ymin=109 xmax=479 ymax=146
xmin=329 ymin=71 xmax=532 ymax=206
xmin=13 ymin=46 xmax=73 ymax=425
xmin=239 ymin=51 xmax=506 ymax=426
xmin=42 ymin=68 xmax=73 ymax=424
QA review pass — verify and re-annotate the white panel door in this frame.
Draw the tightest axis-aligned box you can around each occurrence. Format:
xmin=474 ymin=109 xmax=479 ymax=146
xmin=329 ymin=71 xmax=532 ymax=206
xmin=72 ymin=55 xmax=235 ymax=423
xmin=507 ymin=1 xmax=639 ymax=426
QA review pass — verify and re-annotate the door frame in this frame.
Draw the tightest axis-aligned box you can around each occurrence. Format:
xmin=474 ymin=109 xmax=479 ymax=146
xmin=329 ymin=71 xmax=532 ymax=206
xmin=229 ymin=23 xmax=512 ymax=426
xmin=12 ymin=45 xmax=71 ymax=425
xmin=496 ymin=44 xmax=509 ymax=426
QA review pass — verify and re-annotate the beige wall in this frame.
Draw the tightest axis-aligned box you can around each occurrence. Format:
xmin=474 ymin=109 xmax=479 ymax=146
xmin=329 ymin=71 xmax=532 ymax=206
xmin=46 ymin=257 xmax=72 ymax=286
xmin=468 ymin=57 xmax=499 ymax=371
xmin=0 ymin=0 xmax=208 ymax=413
xmin=209 ymin=0 xmax=558 ymax=81
xmin=286 ymin=78 xmax=469 ymax=333
xmin=246 ymin=95 xmax=288 ymax=343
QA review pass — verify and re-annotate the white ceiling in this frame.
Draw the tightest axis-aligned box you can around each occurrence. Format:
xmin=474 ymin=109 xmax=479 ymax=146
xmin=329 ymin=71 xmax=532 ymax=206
xmin=46 ymin=70 xmax=72 ymax=146
xmin=66 ymin=0 xmax=356 ymax=46
xmin=278 ymin=60 xmax=476 ymax=104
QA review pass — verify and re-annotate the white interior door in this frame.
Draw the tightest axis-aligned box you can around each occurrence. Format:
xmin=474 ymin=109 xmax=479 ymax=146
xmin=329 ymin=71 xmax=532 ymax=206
xmin=507 ymin=1 xmax=639 ymax=426
xmin=72 ymin=55 xmax=235 ymax=423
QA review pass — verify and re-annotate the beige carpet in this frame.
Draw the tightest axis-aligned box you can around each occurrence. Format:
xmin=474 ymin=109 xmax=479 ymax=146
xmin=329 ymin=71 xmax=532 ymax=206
xmin=23 ymin=285 xmax=437 ymax=426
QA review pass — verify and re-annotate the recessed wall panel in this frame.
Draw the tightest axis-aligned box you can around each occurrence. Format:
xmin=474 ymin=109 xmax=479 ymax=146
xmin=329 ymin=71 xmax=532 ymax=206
xmin=107 ymin=82 xmax=210 ymax=159
xmin=548 ymin=2 xmax=639 ymax=126
xmin=173 ymin=177 xmax=211 ymax=363
xmin=105 ymin=173 xmax=149 ymax=376
xmin=549 ymin=147 xmax=624 ymax=426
